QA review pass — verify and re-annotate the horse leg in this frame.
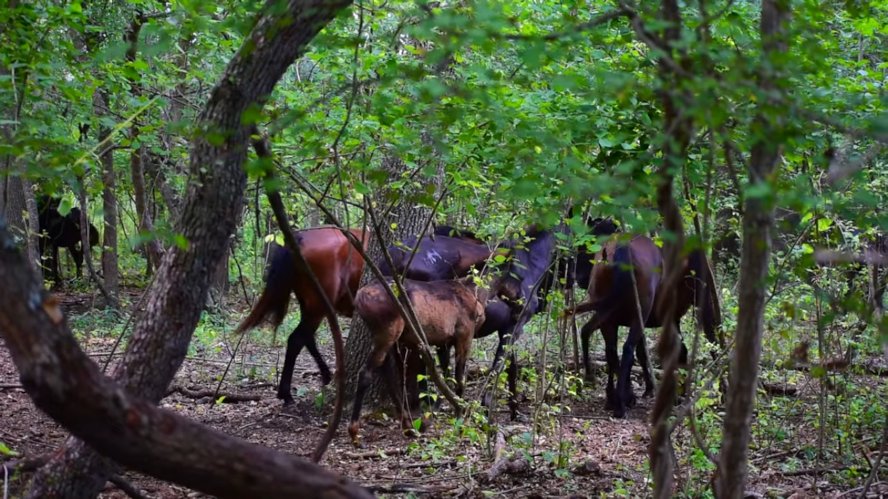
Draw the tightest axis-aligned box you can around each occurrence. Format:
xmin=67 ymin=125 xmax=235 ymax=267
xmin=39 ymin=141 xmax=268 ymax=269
xmin=437 ymin=345 xmax=451 ymax=379
xmin=349 ymin=340 xmax=396 ymax=444
xmin=507 ymin=351 xmax=520 ymax=421
xmin=71 ymin=245 xmax=84 ymax=278
xmin=454 ymin=339 xmax=470 ymax=399
xmin=634 ymin=337 xmax=655 ymax=398
xmin=50 ymin=245 xmax=61 ymax=284
xmin=380 ymin=350 xmax=414 ymax=433
xmin=488 ymin=332 xmax=508 ymax=374
xmin=614 ymin=320 xmax=644 ymax=418
xmin=601 ymin=322 xmax=619 ymax=411
xmin=303 ymin=326 xmax=332 ymax=386
xmin=277 ymin=316 xmax=323 ymax=405
xmin=580 ymin=316 xmax=598 ymax=382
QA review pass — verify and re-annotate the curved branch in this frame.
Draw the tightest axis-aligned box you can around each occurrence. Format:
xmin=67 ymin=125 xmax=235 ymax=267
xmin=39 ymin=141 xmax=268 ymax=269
xmin=0 ymin=223 xmax=371 ymax=499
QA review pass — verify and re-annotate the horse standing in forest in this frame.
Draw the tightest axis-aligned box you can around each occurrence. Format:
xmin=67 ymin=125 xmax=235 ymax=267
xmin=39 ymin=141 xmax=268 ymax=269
xmin=348 ymin=277 xmax=489 ymax=441
xmin=38 ymin=196 xmax=99 ymax=283
xmin=484 ymin=224 xmax=572 ymax=420
xmin=383 ymin=222 xmax=567 ymax=420
xmin=568 ymin=231 xmax=721 ymax=418
xmin=235 ymin=227 xmax=368 ymax=405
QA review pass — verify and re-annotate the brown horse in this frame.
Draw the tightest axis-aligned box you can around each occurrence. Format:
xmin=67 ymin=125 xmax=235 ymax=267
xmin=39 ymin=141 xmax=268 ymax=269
xmin=570 ymin=235 xmax=721 ymax=418
xmin=348 ymin=277 xmax=488 ymax=441
xmin=235 ymin=227 xmax=367 ymax=404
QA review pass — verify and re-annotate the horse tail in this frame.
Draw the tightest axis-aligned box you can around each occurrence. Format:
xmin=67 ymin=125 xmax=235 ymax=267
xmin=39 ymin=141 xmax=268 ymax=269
xmin=689 ymin=249 xmax=722 ymax=348
xmin=235 ymin=244 xmax=294 ymax=334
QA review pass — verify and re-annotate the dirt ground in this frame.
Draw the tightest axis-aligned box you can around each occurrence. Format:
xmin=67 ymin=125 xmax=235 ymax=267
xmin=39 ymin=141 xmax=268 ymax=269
xmin=1 ymin=292 xmax=885 ymax=498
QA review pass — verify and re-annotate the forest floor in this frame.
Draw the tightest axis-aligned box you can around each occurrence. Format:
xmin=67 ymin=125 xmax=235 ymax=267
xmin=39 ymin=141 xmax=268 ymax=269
xmin=1 ymin=290 xmax=886 ymax=498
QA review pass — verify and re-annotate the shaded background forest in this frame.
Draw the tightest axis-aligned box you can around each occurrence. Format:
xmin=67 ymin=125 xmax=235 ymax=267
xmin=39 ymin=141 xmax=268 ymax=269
xmin=1 ymin=0 xmax=887 ymax=497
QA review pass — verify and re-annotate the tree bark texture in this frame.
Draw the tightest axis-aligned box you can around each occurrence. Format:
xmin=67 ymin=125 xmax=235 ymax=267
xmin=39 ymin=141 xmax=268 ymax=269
xmin=125 ymin=14 xmax=165 ymax=272
xmin=715 ymin=1 xmax=790 ymax=497
xmin=343 ymin=155 xmax=432 ymax=406
xmin=0 ymin=225 xmax=371 ymax=498
xmin=27 ymin=1 xmax=353 ymax=496
xmin=648 ymin=2 xmax=692 ymax=496
xmin=99 ymin=101 xmax=120 ymax=298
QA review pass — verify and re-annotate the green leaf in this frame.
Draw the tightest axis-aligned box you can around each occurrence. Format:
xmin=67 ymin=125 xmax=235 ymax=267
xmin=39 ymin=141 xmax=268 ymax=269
xmin=0 ymin=441 xmax=19 ymax=457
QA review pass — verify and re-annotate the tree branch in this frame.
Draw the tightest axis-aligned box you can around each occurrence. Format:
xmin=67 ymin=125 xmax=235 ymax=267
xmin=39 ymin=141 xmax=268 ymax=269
xmin=0 ymin=222 xmax=371 ymax=499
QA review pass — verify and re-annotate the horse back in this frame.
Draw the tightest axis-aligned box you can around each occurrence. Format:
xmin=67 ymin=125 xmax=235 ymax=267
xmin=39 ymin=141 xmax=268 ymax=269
xmin=296 ymin=227 xmax=367 ymax=317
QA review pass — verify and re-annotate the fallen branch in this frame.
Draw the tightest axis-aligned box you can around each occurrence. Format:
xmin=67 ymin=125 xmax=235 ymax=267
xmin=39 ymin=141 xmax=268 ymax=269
xmin=486 ymin=425 xmax=530 ymax=481
xmin=780 ymin=465 xmax=850 ymax=477
xmin=365 ymin=482 xmax=455 ymax=494
xmin=0 ymin=453 xmax=51 ymax=474
xmin=759 ymin=381 xmax=798 ymax=397
xmin=344 ymin=448 xmax=406 ymax=459
xmin=165 ymin=385 xmax=261 ymax=403
xmin=487 ymin=458 xmax=530 ymax=481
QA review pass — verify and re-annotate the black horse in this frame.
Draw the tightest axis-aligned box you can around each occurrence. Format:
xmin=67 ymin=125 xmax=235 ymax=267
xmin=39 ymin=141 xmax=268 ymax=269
xmin=38 ymin=196 xmax=99 ymax=283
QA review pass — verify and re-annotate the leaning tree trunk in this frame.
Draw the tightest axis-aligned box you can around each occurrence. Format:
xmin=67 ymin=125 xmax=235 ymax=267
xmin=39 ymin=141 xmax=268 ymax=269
xmin=714 ymin=1 xmax=790 ymax=497
xmin=0 ymin=224 xmax=371 ymax=498
xmin=26 ymin=1 xmax=352 ymax=496
xmin=343 ymin=155 xmax=432 ymax=406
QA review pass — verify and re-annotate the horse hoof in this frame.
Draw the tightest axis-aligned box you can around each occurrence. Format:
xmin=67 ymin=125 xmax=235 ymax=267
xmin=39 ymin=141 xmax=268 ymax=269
xmin=277 ymin=392 xmax=295 ymax=406
xmin=626 ymin=395 xmax=638 ymax=408
xmin=612 ymin=408 xmax=627 ymax=419
xmin=320 ymin=372 xmax=332 ymax=386
xmin=348 ymin=424 xmax=362 ymax=446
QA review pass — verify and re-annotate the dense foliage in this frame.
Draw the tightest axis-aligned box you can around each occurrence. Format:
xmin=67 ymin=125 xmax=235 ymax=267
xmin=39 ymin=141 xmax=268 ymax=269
xmin=2 ymin=0 xmax=886 ymax=496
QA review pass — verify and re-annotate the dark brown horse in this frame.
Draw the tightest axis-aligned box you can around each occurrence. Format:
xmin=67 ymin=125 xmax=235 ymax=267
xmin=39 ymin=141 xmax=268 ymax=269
xmin=379 ymin=232 xmax=491 ymax=282
xmin=235 ymin=227 xmax=368 ymax=404
xmin=570 ymin=235 xmax=721 ymax=418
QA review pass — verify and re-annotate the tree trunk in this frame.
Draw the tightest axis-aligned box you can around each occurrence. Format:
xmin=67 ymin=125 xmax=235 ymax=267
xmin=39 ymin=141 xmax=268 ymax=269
xmin=344 ymin=155 xmax=431 ymax=406
xmin=648 ymin=2 xmax=692 ymax=496
xmin=26 ymin=1 xmax=352 ymax=496
xmin=208 ymin=235 xmax=233 ymax=309
xmin=99 ymin=104 xmax=120 ymax=298
xmin=714 ymin=1 xmax=790 ymax=497
xmin=144 ymin=152 xmax=182 ymax=221
xmin=125 ymin=14 xmax=165 ymax=273
xmin=0 ymin=23 xmax=30 ymax=259
xmin=0 ymin=225 xmax=371 ymax=498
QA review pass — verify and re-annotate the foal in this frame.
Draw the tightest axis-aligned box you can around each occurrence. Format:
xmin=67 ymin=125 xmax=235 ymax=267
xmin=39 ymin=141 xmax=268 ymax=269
xmin=348 ymin=277 xmax=488 ymax=441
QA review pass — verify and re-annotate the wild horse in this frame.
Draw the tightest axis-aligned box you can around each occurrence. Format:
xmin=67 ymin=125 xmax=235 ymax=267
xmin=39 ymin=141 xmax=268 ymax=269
xmin=570 ymin=232 xmax=721 ymax=418
xmin=348 ymin=277 xmax=489 ymax=441
xmin=235 ymin=227 xmax=368 ymax=404
xmin=379 ymin=223 xmax=562 ymax=421
xmin=38 ymin=196 xmax=99 ymax=283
